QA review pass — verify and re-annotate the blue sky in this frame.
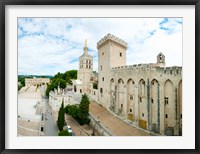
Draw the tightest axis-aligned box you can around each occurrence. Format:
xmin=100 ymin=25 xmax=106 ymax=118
xmin=18 ymin=18 xmax=182 ymax=75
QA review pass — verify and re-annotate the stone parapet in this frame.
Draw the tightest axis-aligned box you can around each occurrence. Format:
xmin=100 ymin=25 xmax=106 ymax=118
xmin=97 ymin=33 xmax=128 ymax=49
xmin=111 ymin=64 xmax=182 ymax=76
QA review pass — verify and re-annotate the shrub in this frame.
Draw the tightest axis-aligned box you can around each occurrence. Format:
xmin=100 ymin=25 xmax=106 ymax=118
xmin=65 ymin=104 xmax=79 ymax=119
xmin=58 ymin=130 xmax=71 ymax=136
xmin=64 ymin=94 xmax=90 ymax=125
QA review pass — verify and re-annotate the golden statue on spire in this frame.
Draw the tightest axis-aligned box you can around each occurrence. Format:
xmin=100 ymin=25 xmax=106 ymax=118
xmin=85 ymin=39 xmax=87 ymax=47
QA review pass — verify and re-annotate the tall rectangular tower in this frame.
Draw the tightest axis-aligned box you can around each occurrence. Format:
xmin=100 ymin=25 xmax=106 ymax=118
xmin=97 ymin=34 xmax=127 ymax=108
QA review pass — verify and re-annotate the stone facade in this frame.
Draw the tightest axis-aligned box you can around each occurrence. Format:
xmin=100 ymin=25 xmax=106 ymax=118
xmin=72 ymin=34 xmax=182 ymax=136
xmin=25 ymin=78 xmax=50 ymax=87
xmin=95 ymin=33 xmax=182 ymax=136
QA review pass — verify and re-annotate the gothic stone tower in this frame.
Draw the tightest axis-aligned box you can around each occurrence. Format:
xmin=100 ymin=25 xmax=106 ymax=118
xmin=97 ymin=34 xmax=128 ymax=108
xmin=77 ymin=40 xmax=94 ymax=94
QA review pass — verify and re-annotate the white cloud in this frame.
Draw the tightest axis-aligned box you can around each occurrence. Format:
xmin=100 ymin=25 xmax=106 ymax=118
xmin=18 ymin=18 xmax=182 ymax=75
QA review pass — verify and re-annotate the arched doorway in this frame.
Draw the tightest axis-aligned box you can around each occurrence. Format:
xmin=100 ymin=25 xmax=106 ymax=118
xmin=138 ymin=79 xmax=147 ymax=129
xmin=150 ymin=79 xmax=159 ymax=133
xmin=110 ymin=78 xmax=115 ymax=112
xmin=118 ymin=78 xmax=124 ymax=115
xmin=127 ymin=78 xmax=135 ymax=121
xmin=164 ymin=79 xmax=174 ymax=135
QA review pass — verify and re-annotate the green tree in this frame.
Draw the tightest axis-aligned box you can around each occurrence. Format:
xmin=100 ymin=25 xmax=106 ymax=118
xmin=65 ymin=104 xmax=79 ymax=119
xmin=18 ymin=76 xmax=25 ymax=87
xmin=54 ymin=72 xmax=63 ymax=79
xmin=57 ymin=99 xmax=65 ymax=131
xmin=58 ymin=130 xmax=71 ymax=136
xmin=77 ymin=94 xmax=90 ymax=125
xmin=46 ymin=78 xmax=67 ymax=97
xmin=64 ymin=95 xmax=90 ymax=125
xmin=18 ymin=84 xmax=23 ymax=91
xmin=46 ymin=84 xmax=54 ymax=97
xmin=45 ymin=70 xmax=77 ymax=97
xmin=64 ymin=70 xmax=77 ymax=80
xmin=63 ymin=70 xmax=77 ymax=85
xmin=93 ymin=82 xmax=98 ymax=89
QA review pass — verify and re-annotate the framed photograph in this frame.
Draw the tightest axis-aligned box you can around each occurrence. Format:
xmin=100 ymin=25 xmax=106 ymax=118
xmin=1 ymin=0 xmax=199 ymax=153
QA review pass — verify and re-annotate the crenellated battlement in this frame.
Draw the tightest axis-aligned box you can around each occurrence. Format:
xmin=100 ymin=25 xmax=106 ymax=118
xmin=111 ymin=63 xmax=153 ymax=70
xmin=97 ymin=33 xmax=128 ymax=48
xmin=157 ymin=66 xmax=182 ymax=75
xmin=111 ymin=64 xmax=182 ymax=75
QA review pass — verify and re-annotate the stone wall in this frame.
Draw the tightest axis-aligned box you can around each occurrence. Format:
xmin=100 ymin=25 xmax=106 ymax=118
xmin=96 ymin=34 xmax=182 ymax=136
xmin=106 ymin=65 xmax=182 ymax=135
xmin=89 ymin=113 xmax=112 ymax=136
xmin=49 ymin=88 xmax=82 ymax=111
xmin=89 ymin=89 xmax=98 ymax=102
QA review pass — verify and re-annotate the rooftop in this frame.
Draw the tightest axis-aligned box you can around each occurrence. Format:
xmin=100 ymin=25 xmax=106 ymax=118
xmin=97 ymin=33 xmax=128 ymax=48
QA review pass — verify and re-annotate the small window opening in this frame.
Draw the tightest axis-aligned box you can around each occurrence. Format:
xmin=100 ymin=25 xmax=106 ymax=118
xmin=165 ymin=97 xmax=169 ymax=105
xmin=130 ymin=95 xmax=133 ymax=100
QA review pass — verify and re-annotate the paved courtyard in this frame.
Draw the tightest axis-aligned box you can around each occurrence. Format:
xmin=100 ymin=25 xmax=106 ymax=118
xmin=89 ymin=101 xmax=150 ymax=136
xmin=18 ymin=86 xmax=42 ymax=136
xmin=17 ymin=119 xmax=40 ymax=136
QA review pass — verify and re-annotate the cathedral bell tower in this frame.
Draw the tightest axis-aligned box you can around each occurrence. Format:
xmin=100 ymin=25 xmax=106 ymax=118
xmin=84 ymin=39 xmax=88 ymax=54
xmin=76 ymin=39 xmax=93 ymax=94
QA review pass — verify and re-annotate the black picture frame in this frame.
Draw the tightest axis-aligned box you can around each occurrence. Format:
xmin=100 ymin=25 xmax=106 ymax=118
xmin=1 ymin=0 xmax=199 ymax=154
